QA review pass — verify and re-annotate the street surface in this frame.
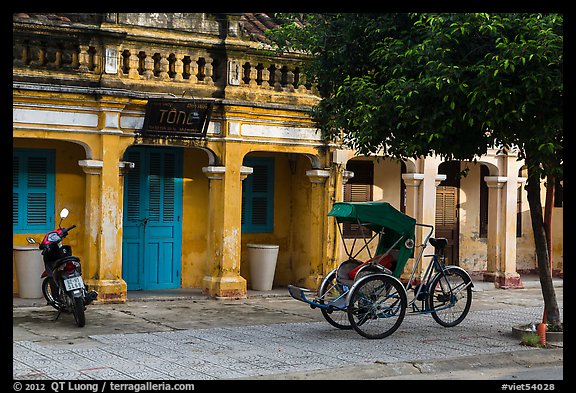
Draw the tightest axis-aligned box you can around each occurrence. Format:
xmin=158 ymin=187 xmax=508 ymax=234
xmin=13 ymin=283 xmax=563 ymax=381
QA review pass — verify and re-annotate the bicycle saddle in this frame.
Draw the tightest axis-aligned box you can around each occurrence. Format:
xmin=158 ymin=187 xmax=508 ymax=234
xmin=429 ymin=238 xmax=448 ymax=249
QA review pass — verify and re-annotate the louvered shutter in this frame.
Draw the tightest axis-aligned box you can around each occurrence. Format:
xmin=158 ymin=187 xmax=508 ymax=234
xmin=242 ymin=157 xmax=274 ymax=233
xmin=163 ymin=153 xmax=176 ymax=222
xmin=27 ymin=156 xmax=48 ymax=226
xmin=13 ymin=149 xmax=54 ymax=233
xmin=148 ymin=152 xmax=161 ymax=222
xmin=343 ymin=160 xmax=373 ymax=238
xmin=251 ymin=164 xmax=269 ymax=226
xmin=436 ymin=186 xmax=457 ymax=227
xmin=125 ymin=151 xmax=141 ymax=223
xmin=13 ymin=155 xmax=19 ymax=226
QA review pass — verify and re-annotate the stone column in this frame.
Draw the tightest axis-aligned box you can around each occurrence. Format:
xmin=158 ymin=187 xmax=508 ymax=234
xmin=304 ymin=169 xmax=331 ymax=289
xmin=401 ymin=173 xmax=424 ymax=280
xmin=201 ymin=160 xmax=247 ymax=298
xmin=500 ymin=155 xmax=523 ymax=288
xmin=483 ymin=172 xmax=522 ymax=288
xmin=78 ymin=138 xmax=127 ymax=303
xmin=483 ymin=176 xmax=506 ymax=283
xmin=417 ymin=159 xmax=442 ymax=277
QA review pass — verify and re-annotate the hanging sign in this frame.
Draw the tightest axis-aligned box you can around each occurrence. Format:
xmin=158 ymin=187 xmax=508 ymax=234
xmin=141 ymin=98 xmax=213 ymax=138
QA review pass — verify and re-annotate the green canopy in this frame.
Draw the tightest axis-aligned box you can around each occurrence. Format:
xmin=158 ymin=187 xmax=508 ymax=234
xmin=328 ymin=201 xmax=416 ymax=278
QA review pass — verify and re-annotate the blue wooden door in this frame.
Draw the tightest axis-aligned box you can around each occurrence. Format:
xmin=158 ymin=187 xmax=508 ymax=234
xmin=122 ymin=146 xmax=183 ymax=290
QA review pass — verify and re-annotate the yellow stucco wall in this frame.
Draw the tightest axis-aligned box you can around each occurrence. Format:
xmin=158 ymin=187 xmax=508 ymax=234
xmin=13 ymin=139 xmax=87 ymax=295
xmin=552 ymin=208 xmax=563 ymax=275
xmin=181 ymin=148 xmax=210 ymax=288
xmin=239 ymin=152 xmax=314 ymax=288
xmin=458 ymin=163 xmax=488 ymax=273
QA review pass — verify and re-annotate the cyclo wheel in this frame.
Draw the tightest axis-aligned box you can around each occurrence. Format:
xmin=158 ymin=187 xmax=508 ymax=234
xmin=347 ymin=274 xmax=407 ymax=339
xmin=428 ymin=267 xmax=473 ymax=327
xmin=319 ymin=269 xmax=353 ymax=330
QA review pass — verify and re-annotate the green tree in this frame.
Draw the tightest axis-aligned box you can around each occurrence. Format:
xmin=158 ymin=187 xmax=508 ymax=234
xmin=268 ymin=13 xmax=563 ymax=329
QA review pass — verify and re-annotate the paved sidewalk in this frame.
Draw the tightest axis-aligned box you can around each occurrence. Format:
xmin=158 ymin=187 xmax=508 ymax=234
xmin=13 ymin=276 xmax=563 ymax=380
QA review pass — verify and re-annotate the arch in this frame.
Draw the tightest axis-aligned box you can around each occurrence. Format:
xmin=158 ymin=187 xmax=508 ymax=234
xmin=517 ymin=164 xmax=528 ymax=178
xmin=14 ymin=136 xmax=93 ymax=159
xmin=436 ymin=160 xmax=461 ymax=266
xmin=474 ymin=159 xmax=499 ymax=176
xmin=123 ymin=142 xmax=220 ymax=166
xmin=303 ymin=153 xmax=321 ymax=169
xmin=242 ymin=150 xmax=321 ymax=170
xmin=400 ymin=157 xmax=416 ymax=173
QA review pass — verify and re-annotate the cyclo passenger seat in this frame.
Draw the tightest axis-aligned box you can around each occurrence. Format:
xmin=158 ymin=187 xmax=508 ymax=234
xmin=429 ymin=237 xmax=448 ymax=252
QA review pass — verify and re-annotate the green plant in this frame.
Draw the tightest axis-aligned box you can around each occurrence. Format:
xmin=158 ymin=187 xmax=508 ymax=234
xmin=547 ymin=322 xmax=563 ymax=332
xmin=521 ymin=332 xmax=544 ymax=348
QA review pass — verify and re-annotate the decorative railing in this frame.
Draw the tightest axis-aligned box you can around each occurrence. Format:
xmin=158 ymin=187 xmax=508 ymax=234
xmin=117 ymin=48 xmax=315 ymax=94
xmin=13 ymin=31 xmax=317 ymax=97
xmin=13 ymin=37 xmax=100 ymax=73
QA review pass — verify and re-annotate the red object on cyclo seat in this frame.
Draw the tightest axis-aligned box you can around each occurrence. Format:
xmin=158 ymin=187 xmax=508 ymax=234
xmin=348 ymin=254 xmax=393 ymax=280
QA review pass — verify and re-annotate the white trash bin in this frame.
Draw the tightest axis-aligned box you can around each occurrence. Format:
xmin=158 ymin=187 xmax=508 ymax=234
xmin=247 ymin=244 xmax=279 ymax=291
xmin=13 ymin=245 xmax=44 ymax=298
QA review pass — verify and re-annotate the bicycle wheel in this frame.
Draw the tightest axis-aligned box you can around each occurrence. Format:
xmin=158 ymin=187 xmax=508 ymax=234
xmin=347 ymin=274 xmax=407 ymax=339
xmin=319 ymin=270 xmax=352 ymax=330
xmin=429 ymin=267 xmax=473 ymax=327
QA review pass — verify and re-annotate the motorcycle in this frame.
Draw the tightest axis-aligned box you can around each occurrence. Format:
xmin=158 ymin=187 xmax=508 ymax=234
xmin=26 ymin=208 xmax=98 ymax=327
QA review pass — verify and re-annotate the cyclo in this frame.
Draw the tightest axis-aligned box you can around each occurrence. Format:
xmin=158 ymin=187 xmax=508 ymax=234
xmin=288 ymin=201 xmax=473 ymax=339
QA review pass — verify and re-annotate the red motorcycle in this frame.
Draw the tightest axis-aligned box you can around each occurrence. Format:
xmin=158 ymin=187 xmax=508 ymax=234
xmin=27 ymin=208 xmax=97 ymax=327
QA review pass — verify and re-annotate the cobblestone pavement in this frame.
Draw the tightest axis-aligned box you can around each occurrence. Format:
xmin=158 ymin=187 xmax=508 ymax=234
xmin=13 ymin=282 xmax=563 ymax=380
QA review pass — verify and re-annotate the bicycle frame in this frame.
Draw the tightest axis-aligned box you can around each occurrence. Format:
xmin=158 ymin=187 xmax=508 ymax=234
xmin=404 ymin=223 xmax=466 ymax=314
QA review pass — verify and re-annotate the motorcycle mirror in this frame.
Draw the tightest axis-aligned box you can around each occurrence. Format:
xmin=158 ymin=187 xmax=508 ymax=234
xmin=26 ymin=237 xmax=36 ymax=244
xmin=60 ymin=208 xmax=69 ymax=219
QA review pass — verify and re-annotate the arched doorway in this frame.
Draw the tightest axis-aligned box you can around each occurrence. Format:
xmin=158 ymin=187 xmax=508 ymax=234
xmin=436 ymin=161 xmax=461 ymax=266
xmin=122 ymin=145 xmax=183 ymax=290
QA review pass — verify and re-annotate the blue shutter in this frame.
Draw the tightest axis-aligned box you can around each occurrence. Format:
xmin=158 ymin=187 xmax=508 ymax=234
xmin=162 ymin=152 xmax=176 ymax=222
xmin=241 ymin=157 xmax=274 ymax=233
xmin=148 ymin=152 xmax=161 ymax=222
xmin=13 ymin=149 xmax=55 ymax=233
xmin=13 ymin=155 xmax=20 ymax=226
xmin=125 ymin=150 xmax=141 ymax=222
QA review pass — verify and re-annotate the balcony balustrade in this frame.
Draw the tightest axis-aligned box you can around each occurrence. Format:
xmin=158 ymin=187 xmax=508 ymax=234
xmin=13 ymin=34 xmax=317 ymax=97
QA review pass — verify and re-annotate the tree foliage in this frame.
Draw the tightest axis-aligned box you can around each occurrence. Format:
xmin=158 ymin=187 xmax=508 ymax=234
xmin=268 ymin=13 xmax=563 ymax=327
xmin=268 ymin=13 xmax=562 ymax=180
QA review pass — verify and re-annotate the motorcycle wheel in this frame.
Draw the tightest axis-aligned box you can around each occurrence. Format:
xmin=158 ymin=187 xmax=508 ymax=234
xmin=71 ymin=296 xmax=86 ymax=327
xmin=42 ymin=277 xmax=65 ymax=311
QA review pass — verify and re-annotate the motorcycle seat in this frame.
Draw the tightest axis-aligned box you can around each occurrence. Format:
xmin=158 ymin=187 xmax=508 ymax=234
xmin=53 ymin=255 xmax=81 ymax=266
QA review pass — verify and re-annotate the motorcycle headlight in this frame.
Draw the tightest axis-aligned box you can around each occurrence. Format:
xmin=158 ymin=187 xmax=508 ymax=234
xmin=47 ymin=232 xmax=62 ymax=243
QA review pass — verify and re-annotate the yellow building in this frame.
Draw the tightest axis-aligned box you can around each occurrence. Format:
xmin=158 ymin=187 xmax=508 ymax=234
xmin=13 ymin=13 xmax=562 ymax=303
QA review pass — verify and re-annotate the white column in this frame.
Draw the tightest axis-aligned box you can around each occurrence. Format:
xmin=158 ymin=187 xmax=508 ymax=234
xmin=484 ymin=176 xmax=506 ymax=282
xmin=401 ymin=173 xmax=424 ymax=280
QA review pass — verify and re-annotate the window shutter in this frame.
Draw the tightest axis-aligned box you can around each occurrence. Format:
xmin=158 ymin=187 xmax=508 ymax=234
xmin=343 ymin=160 xmax=373 ymax=238
xmin=13 ymin=149 xmax=54 ymax=233
xmin=26 ymin=156 xmax=49 ymax=226
xmin=162 ymin=153 xmax=176 ymax=222
xmin=125 ymin=151 xmax=141 ymax=222
xmin=148 ymin=152 xmax=161 ymax=222
xmin=242 ymin=157 xmax=274 ymax=233
xmin=436 ymin=186 xmax=457 ymax=227
xmin=251 ymin=164 xmax=269 ymax=225
xmin=13 ymin=155 xmax=19 ymax=226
